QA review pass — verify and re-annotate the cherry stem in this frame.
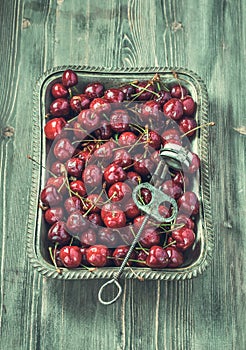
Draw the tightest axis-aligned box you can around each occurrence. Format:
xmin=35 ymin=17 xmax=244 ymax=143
xmin=180 ymin=121 xmax=215 ymax=138
xmin=48 ymin=246 xmax=62 ymax=274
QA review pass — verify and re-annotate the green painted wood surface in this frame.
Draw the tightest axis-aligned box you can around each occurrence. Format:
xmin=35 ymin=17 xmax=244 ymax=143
xmin=0 ymin=0 xmax=245 ymax=349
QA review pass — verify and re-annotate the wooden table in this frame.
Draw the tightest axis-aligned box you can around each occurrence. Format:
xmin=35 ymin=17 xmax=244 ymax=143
xmin=1 ymin=1 xmax=245 ymax=349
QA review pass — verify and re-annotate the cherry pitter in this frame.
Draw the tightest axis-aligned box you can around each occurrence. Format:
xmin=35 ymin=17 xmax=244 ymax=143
xmin=98 ymin=143 xmax=193 ymax=305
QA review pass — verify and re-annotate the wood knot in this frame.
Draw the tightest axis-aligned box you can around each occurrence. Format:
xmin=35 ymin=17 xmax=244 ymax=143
xmin=22 ymin=18 xmax=31 ymax=29
xmin=2 ymin=126 xmax=15 ymax=138
xmin=171 ymin=21 xmax=183 ymax=32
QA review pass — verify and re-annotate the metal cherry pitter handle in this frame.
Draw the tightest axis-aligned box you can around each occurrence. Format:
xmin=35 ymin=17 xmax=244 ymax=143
xmin=98 ymin=143 xmax=193 ymax=305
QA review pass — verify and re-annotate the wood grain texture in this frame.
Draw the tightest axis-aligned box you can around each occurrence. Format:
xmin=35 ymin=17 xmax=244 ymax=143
xmin=0 ymin=0 xmax=245 ymax=349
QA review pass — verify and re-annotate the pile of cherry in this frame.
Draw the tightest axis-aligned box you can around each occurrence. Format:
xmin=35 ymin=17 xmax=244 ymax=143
xmin=39 ymin=69 xmax=201 ymax=273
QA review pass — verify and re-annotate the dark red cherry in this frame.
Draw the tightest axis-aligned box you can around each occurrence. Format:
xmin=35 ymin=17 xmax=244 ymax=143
xmin=135 ymin=81 xmax=155 ymax=100
xmin=72 ymin=121 xmax=87 ymax=139
xmin=170 ymin=84 xmax=188 ymax=98
xmin=44 ymin=207 xmax=64 ymax=225
xmin=177 ymin=191 xmax=199 ymax=216
xmin=171 ymin=227 xmax=195 ymax=251
xmin=66 ymin=211 xmax=89 ymax=235
xmin=70 ymin=94 xmax=91 ymax=113
xmin=139 ymin=227 xmax=161 ymax=248
xmin=108 ymin=182 xmax=132 ymax=203
xmin=77 ymin=109 xmax=100 ymax=132
xmin=62 ymin=69 xmax=78 ymax=88
xmin=178 ymin=117 xmax=197 ymax=137
xmin=51 ymin=83 xmax=68 ymax=98
xmin=104 ymin=88 xmax=124 ymax=103
xmin=80 ymin=229 xmax=97 ymax=247
xmin=141 ymin=100 xmax=161 ymax=120
xmin=127 ymin=171 xmax=142 ymax=186
xmin=141 ymin=130 xmax=162 ymax=150
xmin=84 ymin=82 xmax=104 ymax=99
xmin=83 ymin=194 xmax=102 ymax=214
xmin=187 ymin=152 xmax=200 ymax=174
xmin=48 ymin=221 xmax=71 ymax=244
xmin=40 ymin=185 xmax=63 ymax=207
xmin=172 ymin=172 xmax=190 ymax=190
xmin=146 ymin=246 xmax=169 ymax=268
xmin=161 ymin=128 xmax=182 ymax=145
xmin=53 ymin=138 xmax=75 ymax=162
xmin=166 ymin=246 xmax=184 ymax=267
xmin=103 ymin=163 xmax=127 ymax=185
xmin=120 ymin=84 xmax=136 ymax=100
xmin=158 ymin=205 xmax=171 ymax=219
xmin=175 ymin=214 xmax=195 ymax=230
xmin=86 ymin=245 xmax=109 ymax=267
xmin=118 ymin=131 xmax=138 ymax=147
xmin=93 ymin=140 xmax=115 ymax=161
xmin=133 ymin=154 xmax=155 ymax=177
xmin=181 ymin=95 xmax=196 ymax=115
xmin=44 ymin=117 xmax=66 ymax=140
xmin=153 ymin=90 xmax=171 ymax=107
xmin=124 ymin=199 xmax=141 ymax=219
xmin=82 ymin=164 xmax=102 ymax=188
xmin=93 ymin=120 xmax=113 ymax=140
xmin=110 ymin=109 xmax=130 ymax=133
xmin=65 ymin=157 xmax=84 ymax=177
xmin=140 ymin=187 xmax=152 ymax=204
xmin=161 ymin=179 xmax=183 ymax=199
xmin=50 ymin=161 xmax=66 ymax=176
xmin=113 ymin=246 xmax=136 ymax=266
xmin=88 ymin=213 xmax=104 ymax=226
xmin=113 ymin=149 xmax=133 ymax=168
xmin=64 ymin=196 xmax=82 ymax=214
xmin=135 ymin=250 xmax=148 ymax=267
xmin=50 ymin=98 xmax=70 ymax=117
xmin=163 ymin=98 xmax=183 ymax=120
xmin=45 ymin=176 xmax=67 ymax=196
xmin=59 ymin=245 xmax=82 ymax=268
xmin=90 ymin=98 xmax=111 ymax=115
xmin=97 ymin=228 xmax=119 ymax=247
xmin=69 ymin=180 xmax=86 ymax=197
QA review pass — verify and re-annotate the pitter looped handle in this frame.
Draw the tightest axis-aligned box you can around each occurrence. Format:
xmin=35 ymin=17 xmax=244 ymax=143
xmin=98 ymin=275 xmax=122 ymax=305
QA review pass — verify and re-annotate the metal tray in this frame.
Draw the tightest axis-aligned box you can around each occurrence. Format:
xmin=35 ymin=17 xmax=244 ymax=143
xmin=27 ymin=66 xmax=214 ymax=280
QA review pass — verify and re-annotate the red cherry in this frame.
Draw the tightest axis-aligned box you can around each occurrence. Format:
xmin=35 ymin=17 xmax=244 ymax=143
xmin=97 ymin=228 xmax=119 ymax=247
xmin=187 ymin=152 xmax=200 ymax=174
xmin=84 ymin=82 xmax=104 ymax=99
xmin=93 ymin=120 xmax=113 ymax=140
xmin=181 ymin=95 xmax=196 ymax=115
xmin=139 ymin=227 xmax=161 ymax=248
xmin=141 ymin=100 xmax=161 ymax=121
xmin=48 ymin=221 xmax=71 ymax=244
xmin=124 ymin=199 xmax=141 ymax=219
xmin=118 ymin=131 xmax=138 ymax=147
xmin=77 ymin=109 xmax=100 ymax=132
xmin=161 ymin=179 xmax=183 ymax=199
xmin=177 ymin=191 xmax=199 ymax=216
xmin=50 ymin=161 xmax=66 ymax=176
xmin=146 ymin=246 xmax=169 ymax=268
xmin=62 ymin=69 xmax=78 ymax=88
xmin=120 ymin=84 xmax=135 ymax=100
xmin=93 ymin=140 xmax=115 ymax=161
xmin=53 ymin=138 xmax=75 ymax=162
xmin=110 ymin=109 xmax=130 ymax=133
xmin=69 ymin=180 xmax=86 ymax=197
xmin=44 ymin=207 xmax=64 ymax=225
xmin=86 ymin=245 xmax=109 ymax=267
xmin=65 ymin=157 xmax=84 ymax=177
xmin=104 ymin=88 xmax=124 ymax=103
xmin=49 ymin=98 xmax=70 ymax=117
xmin=113 ymin=149 xmax=133 ymax=168
xmin=89 ymin=98 xmax=112 ymax=115
xmin=59 ymin=246 xmax=82 ymax=268
xmin=127 ymin=171 xmax=142 ymax=186
xmin=175 ymin=214 xmax=195 ymax=230
xmin=161 ymin=128 xmax=182 ymax=145
xmin=70 ymin=94 xmax=90 ymax=113
xmin=80 ymin=229 xmax=97 ymax=247
xmin=66 ymin=211 xmax=89 ymax=235
xmin=102 ymin=207 xmax=126 ymax=229
xmin=171 ymin=227 xmax=195 ymax=251
xmin=141 ymin=130 xmax=162 ymax=150
xmin=170 ymin=84 xmax=188 ymax=98
xmin=153 ymin=90 xmax=171 ymax=107
xmin=108 ymin=182 xmax=132 ymax=203
xmin=172 ymin=172 xmax=190 ymax=190
xmin=51 ymin=83 xmax=68 ymax=99
xmin=88 ymin=213 xmax=104 ymax=226
xmin=133 ymin=154 xmax=155 ymax=178
xmin=135 ymin=81 xmax=155 ymax=100
xmin=82 ymin=164 xmax=102 ymax=188
xmin=103 ymin=163 xmax=127 ymax=185
xmin=40 ymin=185 xmax=63 ymax=207
xmin=45 ymin=176 xmax=67 ymax=196
xmin=135 ymin=250 xmax=148 ymax=267
xmin=178 ymin=117 xmax=197 ymax=137
xmin=166 ymin=246 xmax=184 ymax=267
xmin=163 ymin=98 xmax=183 ymax=120
xmin=64 ymin=196 xmax=82 ymax=214
xmin=83 ymin=194 xmax=102 ymax=214
xmin=44 ymin=117 xmax=66 ymax=140
xmin=112 ymin=246 xmax=136 ymax=266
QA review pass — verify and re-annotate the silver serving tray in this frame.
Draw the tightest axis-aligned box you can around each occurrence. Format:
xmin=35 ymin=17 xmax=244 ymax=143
xmin=27 ymin=66 xmax=214 ymax=280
